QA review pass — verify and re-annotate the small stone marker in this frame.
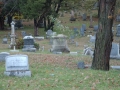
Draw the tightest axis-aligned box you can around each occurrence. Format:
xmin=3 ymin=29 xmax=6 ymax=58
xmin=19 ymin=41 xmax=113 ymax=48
xmin=77 ymin=61 xmax=85 ymax=69
xmin=2 ymin=36 xmax=8 ymax=44
xmin=110 ymin=43 xmax=120 ymax=59
xmin=0 ymin=52 xmax=10 ymax=62
xmin=111 ymin=66 xmax=120 ymax=70
xmin=4 ymin=54 xmax=31 ymax=77
xmin=93 ymin=25 xmax=98 ymax=31
xmin=70 ymin=52 xmax=78 ymax=55
xmin=116 ymin=24 xmax=120 ymax=37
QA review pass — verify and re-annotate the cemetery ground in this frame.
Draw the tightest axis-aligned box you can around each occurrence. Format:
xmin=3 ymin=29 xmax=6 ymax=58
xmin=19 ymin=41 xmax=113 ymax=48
xmin=0 ymin=13 xmax=120 ymax=90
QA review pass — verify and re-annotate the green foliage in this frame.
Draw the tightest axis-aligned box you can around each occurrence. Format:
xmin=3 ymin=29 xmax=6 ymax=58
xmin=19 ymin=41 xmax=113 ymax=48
xmin=16 ymin=38 xmax=24 ymax=49
xmin=34 ymin=43 xmax=39 ymax=50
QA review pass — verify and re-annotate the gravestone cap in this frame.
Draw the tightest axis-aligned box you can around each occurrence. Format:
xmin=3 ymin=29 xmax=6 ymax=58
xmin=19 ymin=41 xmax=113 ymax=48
xmin=11 ymin=21 xmax=15 ymax=25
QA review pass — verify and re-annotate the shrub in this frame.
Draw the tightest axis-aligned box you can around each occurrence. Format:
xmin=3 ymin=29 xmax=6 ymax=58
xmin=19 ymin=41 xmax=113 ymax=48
xmin=34 ymin=43 xmax=39 ymax=50
xmin=16 ymin=38 xmax=24 ymax=49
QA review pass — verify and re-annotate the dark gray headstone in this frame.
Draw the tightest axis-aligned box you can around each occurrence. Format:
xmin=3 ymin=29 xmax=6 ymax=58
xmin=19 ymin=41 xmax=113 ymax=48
xmin=82 ymin=13 xmax=87 ymax=21
xmin=77 ymin=61 xmax=85 ymax=69
xmin=116 ymin=24 xmax=120 ymax=37
xmin=4 ymin=54 xmax=31 ymax=77
xmin=22 ymin=36 xmax=36 ymax=52
xmin=93 ymin=25 xmax=98 ymax=31
xmin=0 ymin=52 xmax=10 ymax=61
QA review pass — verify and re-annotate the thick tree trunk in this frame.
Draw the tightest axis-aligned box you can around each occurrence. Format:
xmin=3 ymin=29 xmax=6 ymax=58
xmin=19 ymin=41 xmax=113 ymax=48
xmin=91 ymin=0 xmax=116 ymax=70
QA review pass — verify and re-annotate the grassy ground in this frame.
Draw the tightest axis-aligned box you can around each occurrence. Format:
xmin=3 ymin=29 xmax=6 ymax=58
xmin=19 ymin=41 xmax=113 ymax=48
xmin=0 ymin=13 xmax=120 ymax=90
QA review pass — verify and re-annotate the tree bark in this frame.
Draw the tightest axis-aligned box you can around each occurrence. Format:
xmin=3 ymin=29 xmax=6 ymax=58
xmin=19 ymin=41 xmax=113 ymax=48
xmin=0 ymin=16 xmax=4 ymax=30
xmin=91 ymin=0 xmax=116 ymax=70
xmin=34 ymin=18 xmax=38 ymax=36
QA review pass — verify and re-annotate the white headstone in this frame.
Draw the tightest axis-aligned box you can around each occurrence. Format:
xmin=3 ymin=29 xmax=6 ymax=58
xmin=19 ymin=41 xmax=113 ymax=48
xmin=4 ymin=54 xmax=31 ymax=77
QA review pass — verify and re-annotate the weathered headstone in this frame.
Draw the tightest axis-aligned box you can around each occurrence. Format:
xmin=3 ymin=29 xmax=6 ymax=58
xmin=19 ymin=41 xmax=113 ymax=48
xmin=89 ymin=35 xmax=96 ymax=43
xmin=0 ymin=52 xmax=10 ymax=62
xmin=70 ymin=10 xmax=76 ymax=21
xmin=116 ymin=24 xmax=120 ymax=37
xmin=116 ymin=15 xmax=120 ymax=22
xmin=22 ymin=36 xmax=36 ymax=52
xmin=80 ymin=27 xmax=85 ymax=36
xmin=77 ymin=61 xmax=85 ymax=69
xmin=46 ymin=29 xmax=53 ymax=39
xmin=110 ymin=43 xmax=120 ymax=59
xmin=50 ymin=34 xmax=70 ymax=53
xmin=93 ymin=25 xmax=98 ymax=31
xmin=4 ymin=54 xmax=31 ymax=77
xmin=70 ymin=52 xmax=78 ymax=55
xmin=21 ymin=31 xmax=27 ymax=37
xmin=82 ymin=24 xmax=86 ymax=31
xmin=82 ymin=13 xmax=87 ymax=21
xmin=73 ymin=27 xmax=79 ymax=36
xmin=2 ymin=37 xmax=8 ymax=44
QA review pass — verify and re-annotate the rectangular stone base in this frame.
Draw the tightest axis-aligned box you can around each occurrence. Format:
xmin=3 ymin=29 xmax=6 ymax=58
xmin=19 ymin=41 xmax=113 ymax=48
xmin=4 ymin=70 xmax=31 ymax=77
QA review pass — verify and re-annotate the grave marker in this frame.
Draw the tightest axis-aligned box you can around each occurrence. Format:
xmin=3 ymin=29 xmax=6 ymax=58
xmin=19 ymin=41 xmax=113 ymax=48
xmin=116 ymin=24 xmax=120 ymax=37
xmin=0 ymin=52 xmax=10 ymax=62
xmin=110 ymin=43 xmax=120 ymax=59
xmin=22 ymin=36 xmax=36 ymax=52
xmin=4 ymin=54 xmax=31 ymax=77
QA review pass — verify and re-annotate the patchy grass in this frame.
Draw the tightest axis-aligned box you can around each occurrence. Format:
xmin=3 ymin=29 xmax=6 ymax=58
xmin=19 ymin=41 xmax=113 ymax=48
xmin=0 ymin=13 xmax=120 ymax=90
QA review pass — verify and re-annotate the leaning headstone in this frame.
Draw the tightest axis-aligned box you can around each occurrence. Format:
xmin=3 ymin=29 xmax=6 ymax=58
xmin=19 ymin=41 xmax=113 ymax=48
xmin=0 ymin=52 xmax=10 ymax=62
xmin=110 ymin=43 xmax=120 ymax=59
xmin=22 ymin=36 xmax=36 ymax=52
xmin=93 ymin=25 xmax=98 ymax=31
xmin=77 ymin=61 xmax=85 ymax=69
xmin=4 ymin=54 xmax=31 ymax=77
xmin=116 ymin=24 xmax=120 ymax=37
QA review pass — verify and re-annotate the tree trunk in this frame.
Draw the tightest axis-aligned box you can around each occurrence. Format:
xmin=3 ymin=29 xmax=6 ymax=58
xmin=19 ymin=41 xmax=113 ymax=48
xmin=0 ymin=16 xmax=4 ymax=30
xmin=91 ymin=0 xmax=116 ymax=70
xmin=43 ymin=17 xmax=47 ymax=31
xmin=34 ymin=18 xmax=38 ymax=36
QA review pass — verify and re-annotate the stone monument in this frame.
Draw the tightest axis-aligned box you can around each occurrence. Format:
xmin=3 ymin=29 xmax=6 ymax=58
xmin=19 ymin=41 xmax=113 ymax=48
xmin=50 ymin=34 xmax=70 ymax=53
xmin=22 ymin=36 xmax=36 ymax=52
xmin=10 ymin=21 xmax=16 ymax=48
